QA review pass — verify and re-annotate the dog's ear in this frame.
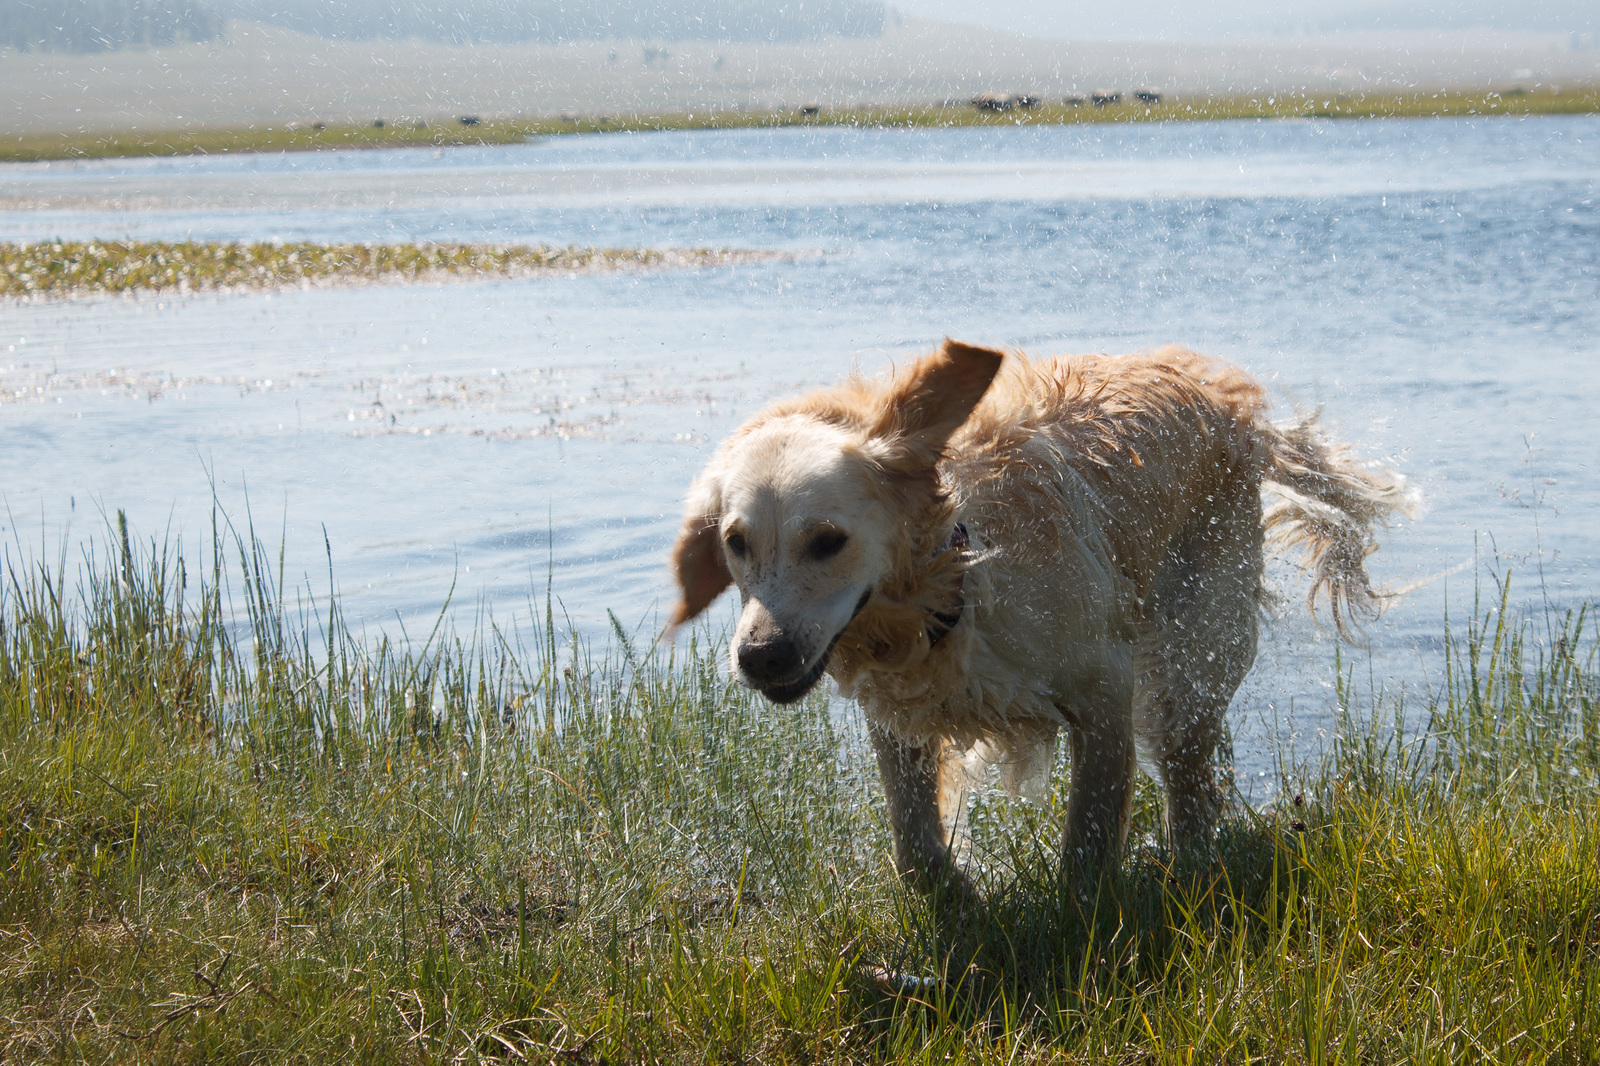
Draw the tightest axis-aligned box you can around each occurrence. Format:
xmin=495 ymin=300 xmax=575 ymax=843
xmin=668 ymin=513 xmax=731 ymax=628
xmin=667 ymin=473 xmax=731 ymax=629
xmin=873 ymin=339 xmax=1003 ymax=464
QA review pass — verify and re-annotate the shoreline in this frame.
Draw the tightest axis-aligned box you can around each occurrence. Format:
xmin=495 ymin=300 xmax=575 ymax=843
xmin=3 ymin=85 xmax=1595 ymax=163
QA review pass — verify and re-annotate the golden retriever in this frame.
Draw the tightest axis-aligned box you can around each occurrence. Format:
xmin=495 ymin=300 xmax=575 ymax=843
xmin=668 ymin=340 xmax=1413 ymax=895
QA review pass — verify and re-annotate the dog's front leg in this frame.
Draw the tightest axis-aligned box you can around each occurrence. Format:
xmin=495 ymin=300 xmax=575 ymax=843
xmin=1060 ymin=671 xmax=1137 ymax=884
xmin=868 ymin=722 xmax=977 ymax=904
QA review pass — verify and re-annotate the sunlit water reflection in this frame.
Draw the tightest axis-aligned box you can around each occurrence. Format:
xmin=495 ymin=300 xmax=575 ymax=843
xmin=4 ymin=117 xmax=1597 ymax=792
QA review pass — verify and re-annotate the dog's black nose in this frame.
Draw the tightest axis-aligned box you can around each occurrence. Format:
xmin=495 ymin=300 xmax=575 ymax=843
xmin=737 ymin=637 xmax=803 ymax=683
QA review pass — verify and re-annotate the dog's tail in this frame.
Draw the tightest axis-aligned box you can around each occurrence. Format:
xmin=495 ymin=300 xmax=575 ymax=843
xmin=1259 ymin=412 xmax=1419 ymax=635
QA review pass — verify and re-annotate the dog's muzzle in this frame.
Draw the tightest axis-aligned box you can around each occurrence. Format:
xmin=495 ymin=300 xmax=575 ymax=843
xmin=736 ymin=589 xmax=871 ymax=704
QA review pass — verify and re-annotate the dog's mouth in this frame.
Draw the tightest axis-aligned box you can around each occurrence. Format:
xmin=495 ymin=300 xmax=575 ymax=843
xmin=752 ymin=589 xmax=871 ymax=705
xmin=758 ymin=642 xmax=837 ymax=704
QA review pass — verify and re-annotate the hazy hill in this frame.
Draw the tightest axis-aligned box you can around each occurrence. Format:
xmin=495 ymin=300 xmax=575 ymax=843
xmin=2 ymin=0 xmax=222 ymax=53
xmin=218 ymin=0 xmax=885 ymax=44
xmin=4 ymin=0 xmax=888 ymax=54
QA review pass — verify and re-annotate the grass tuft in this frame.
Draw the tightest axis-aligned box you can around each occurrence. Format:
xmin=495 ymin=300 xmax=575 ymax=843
xmin=2 ymin=517 xmax=1596 ymax=1062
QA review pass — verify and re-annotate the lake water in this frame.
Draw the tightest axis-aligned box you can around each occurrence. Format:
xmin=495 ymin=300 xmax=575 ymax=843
xmin=4 ymin=117 xmax=1597 ymax=787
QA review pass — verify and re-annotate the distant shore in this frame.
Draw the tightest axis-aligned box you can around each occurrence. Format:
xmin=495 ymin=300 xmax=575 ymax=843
xmin=4 ymin=85 xmax=1595 ymax=163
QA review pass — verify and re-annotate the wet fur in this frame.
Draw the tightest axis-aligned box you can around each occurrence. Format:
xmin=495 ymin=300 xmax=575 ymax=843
xmin=669 ymin=340 xmax=1414 ymax=893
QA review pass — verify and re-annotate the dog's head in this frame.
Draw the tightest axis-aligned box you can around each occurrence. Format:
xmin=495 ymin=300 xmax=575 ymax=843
xmin=667 ymin=339 xmax=1003 ymax=703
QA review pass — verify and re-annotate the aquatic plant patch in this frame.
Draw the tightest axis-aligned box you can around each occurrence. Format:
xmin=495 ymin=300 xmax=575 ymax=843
xmin=0 ymin=241 xmax=783 ymax=298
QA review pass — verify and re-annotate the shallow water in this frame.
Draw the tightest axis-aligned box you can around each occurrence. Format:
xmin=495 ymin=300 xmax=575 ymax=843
xmin=4 ymin=117 xmax=1598 ymax=789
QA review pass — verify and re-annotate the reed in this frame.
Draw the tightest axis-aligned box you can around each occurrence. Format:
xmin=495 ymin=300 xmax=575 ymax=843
xmin=1 ymin=515 xmax=1595 ymax=1062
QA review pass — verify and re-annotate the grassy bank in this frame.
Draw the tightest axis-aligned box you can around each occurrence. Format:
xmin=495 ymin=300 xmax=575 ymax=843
xmin=2 ymin=518 xmax=1597 ymax=1063
xmin=0 ymin=118 xmax=540 ymax=163
xmin=0 ymin=241 xmax=781 ymax=298
xmin=5 ymin=85 xmax=1595 ymax=162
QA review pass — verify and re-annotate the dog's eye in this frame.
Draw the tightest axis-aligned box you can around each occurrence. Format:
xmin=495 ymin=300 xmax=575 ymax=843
xmin=808 ymin=530 xmax=848 ymax=560
xmin=725 ymin=532 xmax=747 ymax=558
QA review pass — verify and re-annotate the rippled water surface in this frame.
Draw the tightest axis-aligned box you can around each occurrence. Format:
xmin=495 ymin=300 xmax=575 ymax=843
xmin=5 ymin=117 xmax=1598 ymax=783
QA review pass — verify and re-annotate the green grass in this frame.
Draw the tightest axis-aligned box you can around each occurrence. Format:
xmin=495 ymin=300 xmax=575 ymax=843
xmin=1 ymin=241 xmax=781 ymax=298
xmin=2 ymin=515 xmax=1597 ymax=1062
xmin=6 ymin=85 xmax=1596 ymax=162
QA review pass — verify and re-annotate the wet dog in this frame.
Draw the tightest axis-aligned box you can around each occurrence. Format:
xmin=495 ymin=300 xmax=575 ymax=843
xmin=668 ymin=340 xmax=1412 ymax=894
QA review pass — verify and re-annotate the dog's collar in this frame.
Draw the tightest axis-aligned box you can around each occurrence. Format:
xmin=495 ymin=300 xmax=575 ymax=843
xmin=925 ymin=522 xmax=969 ymax=648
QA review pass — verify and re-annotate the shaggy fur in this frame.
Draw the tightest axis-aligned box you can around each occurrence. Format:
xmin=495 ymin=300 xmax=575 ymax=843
xmin=669 ymin=340 xmax=1414 ymax=894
